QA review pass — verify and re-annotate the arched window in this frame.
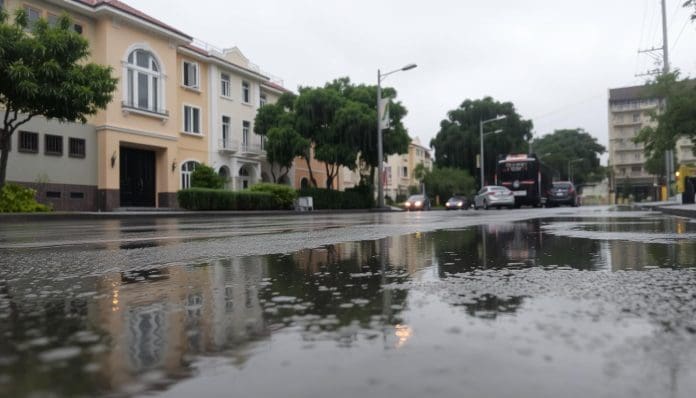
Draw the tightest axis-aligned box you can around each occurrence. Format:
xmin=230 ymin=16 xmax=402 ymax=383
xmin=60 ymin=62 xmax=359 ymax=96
xmin=181 ymin=161 xmax=199 ymax=189
xmin=126 ymin=49 xmax=162 ymax=113
xmin=300 ymin=178 xmax=309 ymax=189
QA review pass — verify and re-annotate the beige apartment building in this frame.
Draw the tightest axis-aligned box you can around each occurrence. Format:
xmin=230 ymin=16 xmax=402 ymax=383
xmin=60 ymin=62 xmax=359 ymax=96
xmin=1 ymin=0 xmax=289 ymax=210
xmin=608 ymin=84 xmax=696 ymax=201
xmin=384 ymin=137 xmax=432 ymax=201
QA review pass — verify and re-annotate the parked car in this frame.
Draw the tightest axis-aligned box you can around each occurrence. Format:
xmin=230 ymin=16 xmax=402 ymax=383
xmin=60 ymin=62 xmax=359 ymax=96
xmin=404 ymin=194 xmax=431 ymax=211
xmin=445 ymin=195 xmax=469 ymax=210
xmin=547 ymin=181 xmax=579 ymax=207
xmin=474 ymin=186 xmax=515 ymax=209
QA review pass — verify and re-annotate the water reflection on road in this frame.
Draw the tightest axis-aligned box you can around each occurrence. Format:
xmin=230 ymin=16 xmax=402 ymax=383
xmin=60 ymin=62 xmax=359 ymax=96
xmin=0 ymin=216 xmax=695 ymax=397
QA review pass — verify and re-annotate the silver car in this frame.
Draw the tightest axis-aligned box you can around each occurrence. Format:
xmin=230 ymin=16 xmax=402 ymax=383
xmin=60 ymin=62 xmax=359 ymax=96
xmin=474 ymin=186 xmax=515 ymax=209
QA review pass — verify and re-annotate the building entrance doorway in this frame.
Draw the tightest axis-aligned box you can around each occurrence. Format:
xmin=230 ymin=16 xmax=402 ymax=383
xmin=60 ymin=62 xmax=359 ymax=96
xmin=120 ymin=147 xmax=156 ymax=207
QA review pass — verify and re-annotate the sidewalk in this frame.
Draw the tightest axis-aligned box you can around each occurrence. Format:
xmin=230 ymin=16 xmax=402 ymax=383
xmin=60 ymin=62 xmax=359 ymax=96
xmin=0 ymin=207 xmax=398 ymax=222
xmin=631 ymin=200 xmax=696 ymax=219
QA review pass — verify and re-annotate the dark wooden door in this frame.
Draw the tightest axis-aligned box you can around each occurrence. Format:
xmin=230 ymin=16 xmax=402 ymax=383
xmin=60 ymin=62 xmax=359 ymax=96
xmin=120 ymin=147 xmax=156 ymax=207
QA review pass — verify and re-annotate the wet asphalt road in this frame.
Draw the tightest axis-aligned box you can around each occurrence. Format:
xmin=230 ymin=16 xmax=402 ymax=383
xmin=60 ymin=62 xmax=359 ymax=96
xmin=1 ymin=206 xmax=696 ymax=398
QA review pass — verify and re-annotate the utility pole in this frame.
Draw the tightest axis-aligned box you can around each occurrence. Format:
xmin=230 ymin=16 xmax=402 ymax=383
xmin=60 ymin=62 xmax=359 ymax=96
xmin=637 ymin=0 xmax=673 ymax=200
xmin=661 ymin=0 xmax=675 ymax=200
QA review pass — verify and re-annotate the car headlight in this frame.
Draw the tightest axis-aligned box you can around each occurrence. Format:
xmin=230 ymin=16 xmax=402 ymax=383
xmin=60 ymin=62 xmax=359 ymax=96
xmin=405 ymin=202 xmax=411 ymax=207
xmin=457 ymin=201 xmax=463 ymax=206
xmin=415 ymin=201 xmax=422 ymax=206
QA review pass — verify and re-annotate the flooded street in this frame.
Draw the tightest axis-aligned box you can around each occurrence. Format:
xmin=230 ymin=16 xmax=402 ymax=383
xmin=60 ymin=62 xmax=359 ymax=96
xmin=1 ymin=208 xmax=696 ymax=397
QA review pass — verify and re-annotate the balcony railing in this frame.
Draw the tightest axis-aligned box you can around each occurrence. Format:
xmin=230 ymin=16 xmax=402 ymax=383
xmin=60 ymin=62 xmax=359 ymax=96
xmin=240 ymin=143 xmax=264 ymax=157
xmin=218 ymin=138 xmax=239 ymax=154
xmin=121 ymin=101 xmax=169 ymax=119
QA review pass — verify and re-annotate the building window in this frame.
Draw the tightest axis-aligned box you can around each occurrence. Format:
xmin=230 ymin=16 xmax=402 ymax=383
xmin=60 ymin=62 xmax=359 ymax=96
xmin=183 ymin=106 xmax=201 ymax=134
xmin=634 ymin=153 xmax=640 ymax=160
xmin=70 ymin=192 xmax=85 ymax=199
xmin=0 ymin=0 xmax=4 ymax=10
xmin=401 ymin=166 xmax=408 ymax=178
xmin=45 ymin=135 xmax=63 ymax=156
xmin=632 ymin=113 xmax=640 ymax=122
xmin=73 ymin=24 xmax=83 ymax=34
xmin=183 ymin=61 xmax=199 ymax=88
xmin=242 ymin=81 xmax=250 ymax=103
xmin=181 ymin=161 xmax=199 ymax=189
xmin=24 ymin=6 xmax=41 ymax=30
xmin=126 ymin=49 xmax=162 ymax=113
xmin=221 ymin=116 xmax=230 ymax=145
xmin=69 ymin=138 xmax=86 ymax=158
xmin=631 ymin=166 xmax=641 ymax=174
xmin=221 ymin=73 xmax=231 ymax=97
xmin=47 ymin=13 xmax=59 ymax=26
xmin=260 ymin=93 xmax=267 ymax=107
xmin=242 ymin=121 xmax=250 ymax=146
xmin=46 ymin=191 xmax=61 ymax=198
xmin=18 ymin=131 xmax=38 ymax=153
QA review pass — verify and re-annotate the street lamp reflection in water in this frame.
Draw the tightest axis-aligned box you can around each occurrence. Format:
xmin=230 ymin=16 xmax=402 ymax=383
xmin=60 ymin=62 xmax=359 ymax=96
xmin=394 ymin=324 xmax=413 ymax=348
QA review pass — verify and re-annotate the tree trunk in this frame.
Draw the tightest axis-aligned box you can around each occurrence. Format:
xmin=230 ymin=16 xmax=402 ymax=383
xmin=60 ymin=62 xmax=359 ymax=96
xmin=325 ymin=163 xmax=333 ymax=190
xmin=278 ymin=166 xmax=290 ymax=184
xmin=304 ymin=152 xmax=318 ymax=187
xmin=0 ymin=129 xmax=10 ymax=190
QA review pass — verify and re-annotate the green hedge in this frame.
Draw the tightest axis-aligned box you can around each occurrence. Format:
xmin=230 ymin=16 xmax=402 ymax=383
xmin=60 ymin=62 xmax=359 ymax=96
xmin=0 ymin=183 xmax=51 ymax=213
xmin=248 ymin=183 xmax=297 ymax=209
xmin=299 ymin=185 xmax=373 ymax=209
xmin=177 ymin=188 xmax=277 ymax=210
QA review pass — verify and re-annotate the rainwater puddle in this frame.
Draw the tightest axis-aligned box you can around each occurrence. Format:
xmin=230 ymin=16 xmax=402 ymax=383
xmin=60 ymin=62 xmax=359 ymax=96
xmin=1 ymin=217 xmax=696 ymax=397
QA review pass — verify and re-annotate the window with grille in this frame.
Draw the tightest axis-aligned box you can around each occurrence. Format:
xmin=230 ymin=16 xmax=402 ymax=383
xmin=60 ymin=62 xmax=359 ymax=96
xmin=18 ymin=131 xmax=39 ymax=153
xmin=45 ymin=135 xmax=63 ymax=156
xmin=69 ymin=138 xmax=86 ymax=158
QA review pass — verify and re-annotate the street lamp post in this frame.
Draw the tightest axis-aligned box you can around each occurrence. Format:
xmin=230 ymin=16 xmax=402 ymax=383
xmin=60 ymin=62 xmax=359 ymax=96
xmin=377 ymin=63 xmax=417 ymax=209
xmin=479 ymin=115 xmax=507 ymax=187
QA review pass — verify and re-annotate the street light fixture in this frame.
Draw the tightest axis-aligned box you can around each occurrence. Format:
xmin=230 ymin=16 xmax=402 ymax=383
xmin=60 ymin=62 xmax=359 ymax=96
xmin=377 ymin=63 xmax=417 ymax=209
xmin=479 ymin=115 xmax=507 ymax=187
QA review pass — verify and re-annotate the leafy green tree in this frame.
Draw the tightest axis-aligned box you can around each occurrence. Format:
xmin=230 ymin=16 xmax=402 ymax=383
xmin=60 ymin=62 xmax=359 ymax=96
xmin=422 ymin=166 xmax=476 ymax=203
xmin=0 ymin=10 xmax=117 ymax=189
xmin=634 ymin=72 xmax=696 ymax=161
xmin=530 ymin=128 xmax=606 ymax=185
xmin=191 ymin=164 xmax=225 ymax=189
xmin=254 ymin=95 xmax=310 ymax=183
xmin=430 ymin=97 xmax=532 ymax=187
xmin=265 ymin=126 xmax=308 ymax=183
xmin=256 ymin=78 xmax=411 ymax=191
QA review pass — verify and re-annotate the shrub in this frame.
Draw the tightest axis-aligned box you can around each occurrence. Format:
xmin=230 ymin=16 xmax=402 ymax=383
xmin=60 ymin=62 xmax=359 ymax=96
xmin=248 ymin=183 xmax=298 ymax=209
xmin=177 ymin=188 xmax=276 ymax=210
xmin=191 ymin=164 xmax=226 ymax=189
xmin=0 ymin=184 xmax=51 ymax=213
xmin=299 ymin=185 xmax=373 ymax=209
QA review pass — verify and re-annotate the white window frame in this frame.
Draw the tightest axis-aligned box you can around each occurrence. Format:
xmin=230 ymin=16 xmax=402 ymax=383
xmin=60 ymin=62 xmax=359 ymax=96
xmin=183 ymin=61 xmax=199 ymax=89
xmin=181 ymin=160 xmax=200 ymax=189
xmin=123 ymin=45 xmax=166 ymax=115
xmin=242 ymin=121 xmax=250 ymax=146
xmin=183 ymin=105 xmax=202 ymax=134
xmin=221 ymin=73 xmax=231 ymax=98
xmin=242 ymin=81 xmax=250 ymax=104
xmin=260 ymin=93 xmax=267 ymax=107
xmin=222 ymin=115 xmax=231 ymax=145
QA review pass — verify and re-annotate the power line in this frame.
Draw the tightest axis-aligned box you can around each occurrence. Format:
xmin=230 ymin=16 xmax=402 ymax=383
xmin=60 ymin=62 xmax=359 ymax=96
xmin=671 ymin=15 xmax=691 ymax=52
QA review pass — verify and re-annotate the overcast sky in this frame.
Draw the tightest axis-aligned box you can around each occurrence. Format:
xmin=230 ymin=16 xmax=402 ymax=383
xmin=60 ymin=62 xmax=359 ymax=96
xmin=128 ymin=0 xmax=696 ymax=164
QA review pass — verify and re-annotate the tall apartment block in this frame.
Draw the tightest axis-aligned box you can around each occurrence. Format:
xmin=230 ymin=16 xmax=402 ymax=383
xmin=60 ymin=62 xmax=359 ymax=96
xmin=608 ymin=84 xmax=696 ymax=201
